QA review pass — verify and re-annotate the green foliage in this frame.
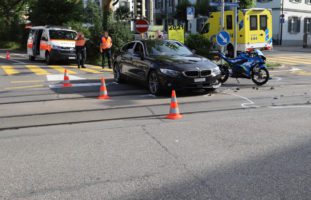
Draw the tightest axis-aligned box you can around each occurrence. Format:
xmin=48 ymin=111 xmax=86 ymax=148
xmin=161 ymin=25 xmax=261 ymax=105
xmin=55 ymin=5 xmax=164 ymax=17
xmin=239 ymin=0 xmax=255 ymax=9
xmin=29 ymin=0 xmax=84 ymax=26
xmin=115 ymin=6 xmax=131 ymax=21
xmin=107 ymin=20 xmax=134 ymax=54
xmin=185 ymin=34 xmax=211 ymax=58
xmin=174 ymin=0 xmax=192 ymax=21
xmin=0 ymin=0 xmax=27 ymax=26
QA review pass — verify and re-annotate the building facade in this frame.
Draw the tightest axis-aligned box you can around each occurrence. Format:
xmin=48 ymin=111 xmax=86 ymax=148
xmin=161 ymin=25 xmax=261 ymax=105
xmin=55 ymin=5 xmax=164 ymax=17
xmin=257 ymin=0 xmax=311 ymax=46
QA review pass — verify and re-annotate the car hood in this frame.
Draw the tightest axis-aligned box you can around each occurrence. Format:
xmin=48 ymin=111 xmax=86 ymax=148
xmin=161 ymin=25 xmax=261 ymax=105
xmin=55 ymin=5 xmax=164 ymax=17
xmin=150 ymin=54 xmax=218 ymax=71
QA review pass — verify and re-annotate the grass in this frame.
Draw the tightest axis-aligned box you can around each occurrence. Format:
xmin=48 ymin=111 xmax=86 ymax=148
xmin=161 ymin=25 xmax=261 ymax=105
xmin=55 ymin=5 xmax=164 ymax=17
xmin=266 ymin=62 xmax=281 ymax=69
xmin=0 ymin=41 xmax=22 ymax=50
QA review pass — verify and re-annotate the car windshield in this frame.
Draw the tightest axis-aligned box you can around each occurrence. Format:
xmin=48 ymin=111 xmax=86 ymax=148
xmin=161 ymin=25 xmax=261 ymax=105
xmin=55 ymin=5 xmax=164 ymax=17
xmin=49 ymin=30 xmax=76 ymax=40
xmin=145 ymin=40 xmax=193 ymax=56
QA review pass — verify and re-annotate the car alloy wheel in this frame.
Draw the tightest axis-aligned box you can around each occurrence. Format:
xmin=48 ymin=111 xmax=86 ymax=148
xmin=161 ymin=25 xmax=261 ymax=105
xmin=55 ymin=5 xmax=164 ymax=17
xmin=113 ymin=63 xmax=124 ymax=83
xmin=148 ymin=71 xmax=161 ymax=95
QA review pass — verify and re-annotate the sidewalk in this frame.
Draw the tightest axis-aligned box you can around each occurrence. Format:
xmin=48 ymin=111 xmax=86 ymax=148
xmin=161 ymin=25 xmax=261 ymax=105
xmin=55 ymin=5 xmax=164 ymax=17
xmin=273 ymin=45 xmax=311 ymax=53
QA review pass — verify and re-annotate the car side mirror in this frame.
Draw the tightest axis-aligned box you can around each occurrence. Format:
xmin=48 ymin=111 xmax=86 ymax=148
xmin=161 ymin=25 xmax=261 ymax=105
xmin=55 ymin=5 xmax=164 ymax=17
xmin=192 ymin=49 xmax=196 ymax=54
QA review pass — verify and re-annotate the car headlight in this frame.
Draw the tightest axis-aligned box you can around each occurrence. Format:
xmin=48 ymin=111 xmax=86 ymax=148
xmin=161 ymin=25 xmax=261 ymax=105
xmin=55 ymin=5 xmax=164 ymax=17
xmin=212 ymin=67 xmax=221 ymax=75
xmin=160 ymin=68 xmax=181 ymax=77
xmin=52 ymin=45 xmax=62 ymax=50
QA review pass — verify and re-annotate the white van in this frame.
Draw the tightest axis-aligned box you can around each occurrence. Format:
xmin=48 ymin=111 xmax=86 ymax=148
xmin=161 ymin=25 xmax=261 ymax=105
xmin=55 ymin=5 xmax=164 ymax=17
xmin=27 ymin=26 xmax=77 ymax=64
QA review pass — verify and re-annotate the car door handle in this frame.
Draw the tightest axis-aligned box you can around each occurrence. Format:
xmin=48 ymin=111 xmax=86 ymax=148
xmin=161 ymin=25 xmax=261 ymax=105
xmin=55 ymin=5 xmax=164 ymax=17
xmin=260 ymin=34 xmax=264 ymax=36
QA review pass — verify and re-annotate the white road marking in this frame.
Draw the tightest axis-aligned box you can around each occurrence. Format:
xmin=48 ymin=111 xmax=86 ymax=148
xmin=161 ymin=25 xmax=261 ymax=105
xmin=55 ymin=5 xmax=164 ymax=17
xmin=269 ymin=105 xmax=311 ymax=109
xmin=270 ymin=67 xmax=302 ymax=73
xmin=49 ymin=82 xmax=101 ymax=89
xmin=46 ymin=74 xmax=85 ymax=81
xmin=0 ymin=55 xmax=26 ymax=64
xmin=270 ymin=76 xmax=282 ymax=81
xmin=223 ymin=92 xmax=259 ymax=108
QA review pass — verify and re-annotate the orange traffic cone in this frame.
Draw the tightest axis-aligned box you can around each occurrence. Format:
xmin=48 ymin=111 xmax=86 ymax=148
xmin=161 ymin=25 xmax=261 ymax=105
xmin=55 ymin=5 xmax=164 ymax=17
xmin=63 ymin=69 xmax=72 ymax=87
xmin=6 ymin=51 xmax=10 ymax=60
xmin=98 ymin=77 xmax=110 ymax=99
xmin=166 ymin=90 xmax=183 ymax=120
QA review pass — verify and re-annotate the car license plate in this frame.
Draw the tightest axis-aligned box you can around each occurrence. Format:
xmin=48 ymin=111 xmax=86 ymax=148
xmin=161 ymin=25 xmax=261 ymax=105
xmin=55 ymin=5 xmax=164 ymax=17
xmin=68 ymin=57 xmax=76 ymax=60
xmin=194 ymin=78 xmax=206 ymax=82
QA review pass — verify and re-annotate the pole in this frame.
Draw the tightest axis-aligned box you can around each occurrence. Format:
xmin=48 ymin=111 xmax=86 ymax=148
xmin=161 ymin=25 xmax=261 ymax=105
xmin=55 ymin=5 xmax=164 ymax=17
xmin=280 ymin=0 xmax=284 ymax=45
xmin=233 ymin=0 xmax=238 ymax=57
xmin=221 ymin=0 xmax=225 ymax=53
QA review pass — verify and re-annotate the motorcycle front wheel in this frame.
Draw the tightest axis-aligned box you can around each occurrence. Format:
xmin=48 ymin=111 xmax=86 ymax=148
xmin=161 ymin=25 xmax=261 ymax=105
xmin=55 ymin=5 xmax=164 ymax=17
xmin=251 ymin=66 xmax=269 ymax=86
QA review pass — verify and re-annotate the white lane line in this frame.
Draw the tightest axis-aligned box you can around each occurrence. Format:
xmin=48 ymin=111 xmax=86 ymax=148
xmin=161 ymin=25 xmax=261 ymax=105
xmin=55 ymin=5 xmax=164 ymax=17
xmin=270 ymin=67 xmax=302 ymax=73
xmin=270 ymin=76 xmax=282 ymax=81
xmin=269 ymin=105 xmax=311 ymax=109
xmin=49 ymin=82 xmax=114 ymax=89
xmin=49 ymin=82 xmax=101 ymax=89
xmin=0 ymin=55 xmax=26 ymax=64
xmin=46 ymin=74 xmax=86 ymax=81
xmin=223 ymin=92 xmax=259 ymax=108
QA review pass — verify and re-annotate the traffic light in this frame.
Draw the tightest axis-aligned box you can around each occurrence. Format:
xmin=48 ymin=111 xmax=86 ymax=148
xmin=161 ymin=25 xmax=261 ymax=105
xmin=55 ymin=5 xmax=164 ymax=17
xmin=135 ymin=0 xmax=144 ymax=19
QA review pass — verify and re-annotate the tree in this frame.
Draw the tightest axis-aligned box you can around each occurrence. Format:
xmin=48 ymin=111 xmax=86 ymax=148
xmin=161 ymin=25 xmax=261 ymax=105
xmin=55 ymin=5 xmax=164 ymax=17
xmin=0 ymin=0 xmax=27 ymax=26
xmin=239 ymin=0 xmax=255 ymax=9
xmin=29 ymin=0 xmax=84 ymax=25
xmin=115 ymin=6 xmax=130 ymax=22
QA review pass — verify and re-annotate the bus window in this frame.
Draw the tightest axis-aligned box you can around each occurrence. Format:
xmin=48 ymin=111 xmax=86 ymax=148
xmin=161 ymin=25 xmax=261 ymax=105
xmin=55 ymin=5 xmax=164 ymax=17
xmin=250 ymin=15 xmax=258 ymax=31
xmin=226 ymin=15 xmax=233 ymax=30
xmin=260 ymin=15 xmax=267 ymax=30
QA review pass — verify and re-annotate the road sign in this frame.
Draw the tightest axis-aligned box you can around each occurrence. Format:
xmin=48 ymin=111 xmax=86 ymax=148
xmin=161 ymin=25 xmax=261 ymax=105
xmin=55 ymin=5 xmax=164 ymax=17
xmin=187 ymin=7 xmax=195 ymax=20
xmin=216 ymin=31 xmax=230 ymax=46
xmin=135 ymin=19 xmax=149 ymax=33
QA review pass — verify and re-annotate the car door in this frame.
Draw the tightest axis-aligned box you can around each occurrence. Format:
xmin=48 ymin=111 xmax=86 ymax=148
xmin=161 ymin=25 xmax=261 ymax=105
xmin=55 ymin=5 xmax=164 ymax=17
xmin=40 ymin=30 xmax=49 ymax=58
xmin=132 ymin=42 xmax=149 ymax=81
xmin=33 ymin=29 xmax=43 ymax=57
xmin=119 ymin=42 xmax=135 ymax=77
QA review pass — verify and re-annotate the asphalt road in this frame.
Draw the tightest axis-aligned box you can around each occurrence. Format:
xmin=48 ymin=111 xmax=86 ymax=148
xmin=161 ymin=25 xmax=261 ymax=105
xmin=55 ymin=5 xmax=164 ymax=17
xmin=0 ymin=49 xmax=310 ymax=200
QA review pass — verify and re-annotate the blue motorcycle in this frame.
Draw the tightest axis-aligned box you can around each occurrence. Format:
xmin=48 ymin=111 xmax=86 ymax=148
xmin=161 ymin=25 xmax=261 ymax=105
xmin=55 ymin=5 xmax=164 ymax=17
xmin=217 ymin=49 xmax=270 ymax=86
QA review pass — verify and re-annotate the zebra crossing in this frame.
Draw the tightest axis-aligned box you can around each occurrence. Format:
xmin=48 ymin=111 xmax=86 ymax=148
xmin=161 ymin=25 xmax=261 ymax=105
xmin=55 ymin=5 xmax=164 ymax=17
xmin=0 ymin=64 xmax=112 ymax=76
xmin=266 ymin=55 xmax=311 ymax=66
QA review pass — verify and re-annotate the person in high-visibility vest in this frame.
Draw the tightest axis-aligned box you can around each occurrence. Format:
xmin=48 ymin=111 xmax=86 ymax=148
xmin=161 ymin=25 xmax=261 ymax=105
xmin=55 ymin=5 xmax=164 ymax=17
xmin=75 ymin=33 xmax=87 ymax=68
xmin=100 ymin=31 xmax=112 ymax=69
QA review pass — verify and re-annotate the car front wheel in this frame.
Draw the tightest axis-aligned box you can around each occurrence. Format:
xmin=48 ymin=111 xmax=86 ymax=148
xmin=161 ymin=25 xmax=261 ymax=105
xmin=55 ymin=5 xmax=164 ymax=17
xmin=113 ymin=63 xmax=125 ymax=83
xmin=148 ymin=71 xmax=162 ymax=96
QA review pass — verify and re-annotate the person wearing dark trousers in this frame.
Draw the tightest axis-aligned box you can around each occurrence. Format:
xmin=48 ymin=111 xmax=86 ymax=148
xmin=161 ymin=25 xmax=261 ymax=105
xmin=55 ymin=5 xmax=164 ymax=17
xmin=100 ymin=31 xmax=112 ymax=69
xmin=75 ymin=33 xmax=86 ymax=68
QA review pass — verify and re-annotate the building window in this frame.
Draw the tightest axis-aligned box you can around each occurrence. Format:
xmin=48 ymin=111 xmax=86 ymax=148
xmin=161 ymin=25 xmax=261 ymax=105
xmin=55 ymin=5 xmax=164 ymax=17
xmin=290 ymin=0 xmax=301 ymax=3
xmin=260 ymin=15 xmax=268 ymax=30
xmin=250 ymin=15 xmax=258 ymax=30
xmin=226 ymin=15 xmax=233 ymax=30
xmin=304 ymin=18 xmax=311 ymax=33
xmin=288 ymin=16 xmax=301 ymax=33
xmin=306 ymin=0 xmax=311 ymax=4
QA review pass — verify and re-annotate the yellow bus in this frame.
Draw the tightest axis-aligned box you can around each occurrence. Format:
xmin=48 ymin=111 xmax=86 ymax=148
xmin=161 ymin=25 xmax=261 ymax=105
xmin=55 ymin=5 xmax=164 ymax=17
xmin=201 ymin=8 xmax=273 ymax=56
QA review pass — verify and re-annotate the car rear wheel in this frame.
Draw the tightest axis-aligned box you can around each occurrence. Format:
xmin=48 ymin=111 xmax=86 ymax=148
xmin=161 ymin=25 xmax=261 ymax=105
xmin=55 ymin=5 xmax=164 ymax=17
xmin=29 ymin=56 xmax=35 ymax=61
xmin=148 ymin=71 xmax=162 ymax=96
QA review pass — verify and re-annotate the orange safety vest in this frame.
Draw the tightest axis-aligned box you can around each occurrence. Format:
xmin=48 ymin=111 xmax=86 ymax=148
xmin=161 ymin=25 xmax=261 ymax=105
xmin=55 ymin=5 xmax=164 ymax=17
xmin=76 ymin=36 xmax=86 ymax=47
xmin=101 ymin=36 xmax=112 ymax=50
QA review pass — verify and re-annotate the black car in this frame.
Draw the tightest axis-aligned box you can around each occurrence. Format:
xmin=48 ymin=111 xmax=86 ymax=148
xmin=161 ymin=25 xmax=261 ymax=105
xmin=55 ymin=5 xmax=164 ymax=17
xmin=113 ymin=39 xmax=222 ymax=95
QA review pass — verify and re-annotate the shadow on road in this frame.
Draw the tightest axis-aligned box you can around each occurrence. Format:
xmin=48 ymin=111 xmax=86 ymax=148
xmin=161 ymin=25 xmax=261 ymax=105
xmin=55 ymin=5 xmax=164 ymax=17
xmin=117 ymin=139 xmax=311 ymax=200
